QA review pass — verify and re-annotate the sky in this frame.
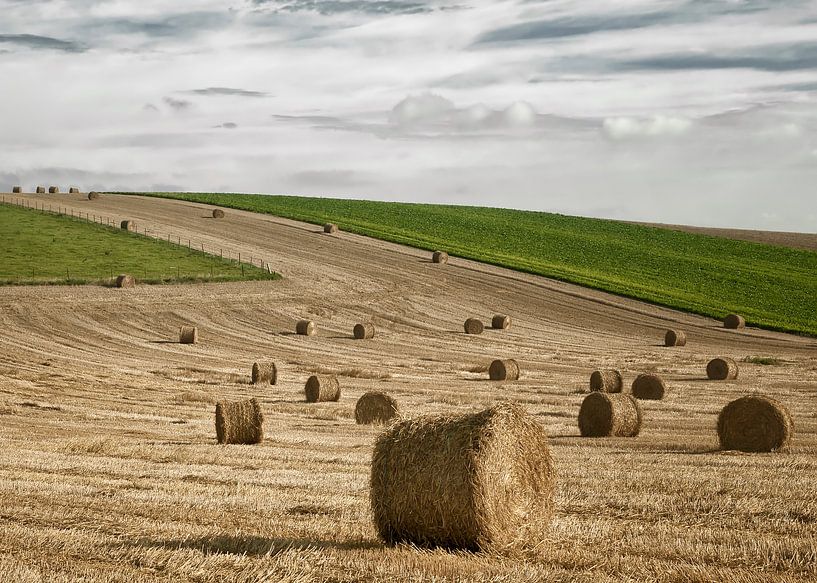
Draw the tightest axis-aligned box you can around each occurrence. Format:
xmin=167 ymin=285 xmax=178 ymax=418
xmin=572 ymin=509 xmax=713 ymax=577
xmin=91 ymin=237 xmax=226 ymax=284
xmin=1 ymin=0 xmax=816 ymax=232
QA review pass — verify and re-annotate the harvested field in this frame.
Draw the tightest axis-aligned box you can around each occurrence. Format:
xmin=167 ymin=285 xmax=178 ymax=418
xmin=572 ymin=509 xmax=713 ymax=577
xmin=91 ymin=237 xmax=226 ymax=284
xmin=1 ymin=192 xmax=816 ymax=582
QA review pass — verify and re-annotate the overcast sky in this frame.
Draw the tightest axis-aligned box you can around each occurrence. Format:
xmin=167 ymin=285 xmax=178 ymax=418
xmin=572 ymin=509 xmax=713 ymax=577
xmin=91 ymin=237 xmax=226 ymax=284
xmin=2 ymin=0 xmax=816 ymax=231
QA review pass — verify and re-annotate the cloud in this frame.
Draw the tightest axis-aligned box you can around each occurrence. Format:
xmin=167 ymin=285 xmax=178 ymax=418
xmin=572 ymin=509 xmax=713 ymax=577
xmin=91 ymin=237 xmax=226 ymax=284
xmin=75 ymin=11 xmax=234 ymax=40
xmin=603 ymin=116 xmax=692 ymax=139
xmin=0 ymin=34 xmax=85 ymax=53
xmin=250 ymin=0 xmax=435 ymax=16
xmin=619 ymin=41 xmax=817 ymax=72
xmin=184 ymin=87 xmax=269 ymax=97
xmin=218 ymin=122 xmax=238 ymax=129
xmin=162 ymin=96 xmax=192 ymax=111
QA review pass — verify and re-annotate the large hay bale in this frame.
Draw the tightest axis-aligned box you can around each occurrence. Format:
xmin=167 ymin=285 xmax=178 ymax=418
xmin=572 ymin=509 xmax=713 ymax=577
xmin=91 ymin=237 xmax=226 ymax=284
xmin=115 ymin=274 xmax=135 ymax=288
xmin=664 ymin=329 xmax=687 ymax=347
xmin=179 ymin=326 xmax=198 ymax=344
xmin=69 ymin=187 xmax=79 ymax=194
xmin=215 ymin=398 xmax=264 ymax=445
xmin=488 ymin=359 xmax=520 ymax=381
xmin=212 ymin=209 xmax=225 ymax=218
xmin=717 ymin=394 xmax=793 ymax=452
xmin=252 ymin=362 xmax=277 ymax=385
xmin=432 ymin=251 xmax=448 ymax=264
xmin=12 ymin=186 xmax=21 ymax=193
xmin=353 ymin=323 xmax=375 ymax=340
xmin=578 ymin=392 xmax=642 ymax=437
xmin=296 ymin=320 xmax=316 ymax=336
xmin=305 ymin=374 xmax=341 ymax=402
xmin=370 ymin=402 xmax=554 ymax=552
xmin=35 ymin=186 xmax=45 ymax=194
xmin=120 ymin=220 xmax=136 ymax=231
xmin=491 ymin=314 xmax=511 ymax=330
xmin=48 ymin=186 xmax=60 ymax=194
xmin=589 ymin=369 xmax=623 ymax=393
xmin=324 ymin=223 xmax=338 ymax=233
xmin=631 ymin=373 xmax=665 ymax=400
xmin=88 ymin=192 xmax=99 ymax=200
xmin=355 ymin=391 xmax=399 ymax=425
xmin=706 ymin=357 xmax=739 ymax=380
xmin=724 ymin=314 xmax=746 ymax=329
xmin=464 ymin=318 xmax=484 ymax=335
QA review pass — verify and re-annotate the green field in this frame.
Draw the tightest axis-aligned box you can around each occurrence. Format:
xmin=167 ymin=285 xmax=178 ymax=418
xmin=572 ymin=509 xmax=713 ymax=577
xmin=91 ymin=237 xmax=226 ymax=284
xmin=0 ymin=203 xmax=278 ymax=285
xmin=118 ymin=191 xmax=817 ymax=337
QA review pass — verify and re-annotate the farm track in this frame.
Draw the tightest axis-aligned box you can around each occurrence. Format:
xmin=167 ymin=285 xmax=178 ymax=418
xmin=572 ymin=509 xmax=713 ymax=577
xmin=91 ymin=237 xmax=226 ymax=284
xmin=1 ymin=192 xmax=816 ymax=582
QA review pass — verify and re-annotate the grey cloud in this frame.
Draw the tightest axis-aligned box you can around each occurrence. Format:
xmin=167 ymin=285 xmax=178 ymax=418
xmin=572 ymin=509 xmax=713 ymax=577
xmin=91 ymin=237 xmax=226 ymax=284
xmin=251 ymin=0 xmax=434 ymax=15
xmin=76 ymin=11 xmax=233 ymax=39
xmin=218 ymin=122 xmax=238 ymax=129
xmin=185 ymin=87 xmax=268 ymax=97
xmin=0 ymin=34 xmax=85 ymax=53
xmin=288 ymin=169 xmax=372 ymax=188
xmin=620 ymin=42 xmax=817 ymax=72
xmin=163 ymin=96 xmax=193 ymax=111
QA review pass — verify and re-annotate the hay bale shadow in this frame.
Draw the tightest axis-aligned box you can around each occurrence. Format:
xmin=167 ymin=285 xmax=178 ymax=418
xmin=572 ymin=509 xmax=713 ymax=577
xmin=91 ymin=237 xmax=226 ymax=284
xmin=149 ymin=340 xmax=181 ymax=344
xmin=132 ymin=535 xmax=380 ymax=557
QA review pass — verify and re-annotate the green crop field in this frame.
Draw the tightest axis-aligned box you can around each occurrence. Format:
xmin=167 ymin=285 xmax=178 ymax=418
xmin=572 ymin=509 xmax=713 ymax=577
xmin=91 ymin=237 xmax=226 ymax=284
xmin=118 ymin=192 xmax=817 ymax=337
xmin=0 ymin=203 xmax=277 ymax=285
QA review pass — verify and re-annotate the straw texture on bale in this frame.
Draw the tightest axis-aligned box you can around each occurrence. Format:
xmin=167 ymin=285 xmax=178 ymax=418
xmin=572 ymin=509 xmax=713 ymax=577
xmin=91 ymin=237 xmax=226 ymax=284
xmin=370 ymin=402 xmax=554 ymax=552
xmin=464 ymin=318 xmax=484 ymax=335
xmin=432 ymin=251 xmax=448 ymax=264
xmin=214 ymin=398 xmax=264 ymax=445
xmin=578 ymin=392 xmax=642 ymax=437
xmin=353 ymin=323 xmax=375 ymax=340
xmin=115 ymin=274 xmax=135 ymax=288
xmin=212 ymin=209 xmax=225 ymax=218
xmin=664 ymin=329 xmax=687 ymax=347
xmin=252 ymin=362 xmax=277 ymax=385
xmin=179 ymin=326 xmax=198 ymax=344
xmin=69 ymin=187 xmax=79 ymax=194
xmin=36 ymin=186 xmax=45 ymax=194
xmin=724 ymin=314 xmax=746 ymax=329
xmin=717 ymin=394 xmax=793 ymax=452
xmin=324 ymin=223 xmax=338 ymax=233
xmin=305 ymin=375 xmax=340 ymax=402
xmin=355 ymin=391 xmax=399 ymax=425
xmin=12 ymin=186 xmax=21 ymax=193
xmin=296 ymin=320 xmax=316 ymax=336
xmin=88 ymin=192 xmax=99 ymax=200
xmin=488 ymin=359 xmax=520 ymax=381
xmin=589 ymin=369 xmax=623 ymax=393
xmin=632 ymin=373 xmax=666 ymax=400
xmin=120 ymin=220 xmax=136 ymax=231
xmin=491 ymin=314 xmax=511 ymax=329
xmin=48 ymin=186 xmax=59 ymax=194
xmin=707 ymin=357 xmax=739 ymax=380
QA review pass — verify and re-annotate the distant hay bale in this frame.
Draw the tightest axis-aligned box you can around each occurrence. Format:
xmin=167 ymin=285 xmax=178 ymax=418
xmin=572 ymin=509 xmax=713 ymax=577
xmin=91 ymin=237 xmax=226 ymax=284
xmin=353 ymin=323 xmax=375 ymax=340
xmin=370 ymin=402 xmax=554 ymax=552
xmin=215 ymin=398 xmax=264 ymax=445
xmin=578 ymin=392 xmax=642 ymax=437
xmin=488 ymin=359 xmax=520 ymax=381
xmin=120 ymin=220 xmax=136 ymax=231
xmin=724 ymin=314 xmax=746 ymax=329
xmin=212 ymin=209 xmax=225 ymax=218
xmin=296 ymin=319 xmax=316 ymax=336
xmin=707 ymin=357 xmax=739 ymax=380
xmin=664 ymin=329 xmax=686 ymax=347
xmin=115 ymin=274 xmax=135 ymax=288
xmin=324 ymin=223 xmax=338 ymax=233
xmin=631 ymin=373 xmax=665 ymax=400
xmin=179 ymin=326 xmax=198 ymax=344
xmin=305 ymin=374 xmax=340 ymax=402
xmin=464 ymin=318 xmax=484 ymax=335
xmin=69 ymin=187 xmax=79 ymax=194
xmin=35 ymin=186 xmax=45 ymax=194
xmin=252 ymin=362 xmax=277 ymax=385
xmin=48 ymin=186 xmax=60 ymax=194
xmin=88 ymin=192 xmax=99 ymax=200
xmin=589 ymin=369 xmax=623 ymax=393
xmin=491 ymin=314 xmax=511 ymax=330
xmin=12 ymin=186 xmax=21 ymax=193
xmin=432 ymin=251 xmax=448 ymax=264
xmin=355 ymin=391 xmax=399 ymax=425
xmin=717 ymin=394 xmax=793 ymax=452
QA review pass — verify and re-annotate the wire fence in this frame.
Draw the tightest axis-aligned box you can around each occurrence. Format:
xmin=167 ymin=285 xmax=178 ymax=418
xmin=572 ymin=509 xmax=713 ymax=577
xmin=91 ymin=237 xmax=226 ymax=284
xmin=0 ymin=195 xmax=276 ymax=284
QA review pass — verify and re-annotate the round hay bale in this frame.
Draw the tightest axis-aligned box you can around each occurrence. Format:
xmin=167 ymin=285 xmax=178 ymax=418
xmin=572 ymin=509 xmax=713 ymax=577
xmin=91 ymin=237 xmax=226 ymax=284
xmin=631 ymin=373 xmax=665 ymax=400
xmin=664 ymin=329 xmax=687 ymax=347
xmin=370 ymin=402 xmax=554 ymax=552
xmin=355 ymin=391 xmax=399 ymax=425
xmin=252 ymin=362 xmax=277 ymax=385
xmin=578 ymin=392 xmax=642 ymax=437
xmin=488 ymin=359 xmax=520 ymax=381
xmin=212 ymin=209 xmax=225 ymax=219
xmin=12 ymin=186 xmax=21 ymax=193
xmin=491 ymin=314 xmax=511 ymax=330
xmin=707 ymin=357 xmax=739 ymax=380
xmin=324 ymin=223 xmax=338 ymax=233
xmin=115 ymin=274 xmax=135 ymax=288
xmin=305 ymin=374 xmax=340 ymax=402
xmin=48 ymin=186 xmax=60 ymax=194
xmin=724 ymin=314 xmax=746 ymax=329
xmin=353 ymin=323 xmax=375 ymax=340
xmin=464 ymin=318 xmax=484 ymax=335
xmin=432 ymin=251 xmax=448 ymax=264
xmin=120 ymin=220 xmax=136 ymax=231
xmin=87 ymin=192 xmax=99 ymax=200
xmin=717 ymin=394 xmax=793 ymax=452
xmin=69 ymin=187 xmax=79 ymax=194
xmin=179 ymin=326 xmax=198 ymax=344
xmin=589 ymin=369 xmax=623 ymax=393
xmin=215 ymin=398 xmax=264 ymax=445
xmin=36 ymin=186 xmax=45 ymax=194
xmin=296 ymin=320 xmax=316 ymax=336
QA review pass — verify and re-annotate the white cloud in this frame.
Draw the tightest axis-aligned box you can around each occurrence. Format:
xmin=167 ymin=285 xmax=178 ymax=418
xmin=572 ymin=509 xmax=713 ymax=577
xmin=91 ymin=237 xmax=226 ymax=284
xmin=603 ymin=115 xmax=692 ymax=139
